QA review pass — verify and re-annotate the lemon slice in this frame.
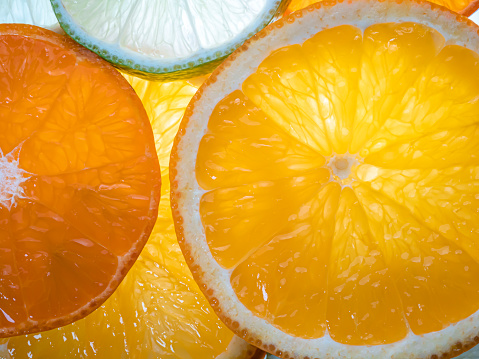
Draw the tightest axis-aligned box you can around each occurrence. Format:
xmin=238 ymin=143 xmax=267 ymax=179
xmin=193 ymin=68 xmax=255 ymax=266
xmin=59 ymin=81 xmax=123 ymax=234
xmin=49 ymin=0 xmax=290 ymax=81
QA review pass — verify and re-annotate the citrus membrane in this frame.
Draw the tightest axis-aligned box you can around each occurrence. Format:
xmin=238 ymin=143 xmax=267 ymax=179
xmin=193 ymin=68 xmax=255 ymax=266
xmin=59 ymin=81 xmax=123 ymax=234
xmin=49 ymin=0 xmax=290 ymax=81
xmin=0 ymin=0 xmax=60 ymax=31
xmin=171 ymin=0 xmax=479 ymax=358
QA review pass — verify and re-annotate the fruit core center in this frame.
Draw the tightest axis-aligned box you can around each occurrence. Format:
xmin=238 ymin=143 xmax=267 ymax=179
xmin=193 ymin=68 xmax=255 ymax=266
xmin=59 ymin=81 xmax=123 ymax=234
xmin=0 ymin=149 xmax=30 ymax=210
xmin=327 ymin=154 xmax=360 ymax=186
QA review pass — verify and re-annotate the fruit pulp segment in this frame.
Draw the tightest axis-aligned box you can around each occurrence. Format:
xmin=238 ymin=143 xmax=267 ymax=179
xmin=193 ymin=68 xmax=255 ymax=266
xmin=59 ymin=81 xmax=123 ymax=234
xmin=196 ymin=23 xmax=479 ymax=344
xmin=286 ymin=0 xmax=473 ymax=15
xmin=0 ymin=32 xmax=159 ymax=327
xmin=420 ymin=0 xmax=472 ymax=13
xmin=0 ymin=35 xmax=74 ymax=155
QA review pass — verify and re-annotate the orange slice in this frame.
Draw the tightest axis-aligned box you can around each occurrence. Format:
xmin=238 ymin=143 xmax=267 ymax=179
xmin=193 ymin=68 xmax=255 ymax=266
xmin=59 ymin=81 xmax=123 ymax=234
xmin=170 ymin=0 xmax=479 ymax=358
xmin=0 ymin=24 xmax=161 ymax=337
xmin=286 ymin=0 xmax=479 ymax=17
xmin=286 ymin=0 xmax=320 ymax=13
xmin=0 ymin=72 xmax=263 ymax=358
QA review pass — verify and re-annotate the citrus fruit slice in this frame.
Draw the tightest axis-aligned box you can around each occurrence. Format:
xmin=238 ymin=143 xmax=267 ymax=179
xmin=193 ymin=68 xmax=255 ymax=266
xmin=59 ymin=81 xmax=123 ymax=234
xmin=286 ymin=0 xmax=479 ymax=17
xmin=0 ymin=73 xmax=263 ymax=358
xmin=0 ymin=0 xmax=60 ymax=31
xmin=49 ymin=0 xmax=290 ymax=81
xmin=171 ymin=0 xmax=479 ymax=358
xmin=285 ymin=0 xmax=319 ymax=14
xmin=0 ymin=24 xmax=161 ymax=338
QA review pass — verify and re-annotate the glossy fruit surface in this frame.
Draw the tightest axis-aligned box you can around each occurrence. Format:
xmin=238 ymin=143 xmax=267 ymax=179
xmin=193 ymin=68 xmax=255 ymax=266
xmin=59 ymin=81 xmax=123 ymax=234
xmin=0 ymin=24 xmax=161 ymax=337
xmin=286 ymin=0 xmax=479 ymax=16
xmin=171 ymin=1 xmax=479 ymax=358
xmin=0 ymin=72 xmax=263 ymax=359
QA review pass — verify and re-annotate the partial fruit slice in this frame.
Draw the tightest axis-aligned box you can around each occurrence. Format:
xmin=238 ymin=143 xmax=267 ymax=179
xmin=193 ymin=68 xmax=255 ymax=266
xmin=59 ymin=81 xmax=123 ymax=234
xmin=286 ymin=0 xmax=479 ymax=17
xmin=285 ymin=0 xmax=318 ymax=13
xmin=0 ymin=24 xmax=161 ymax=337
xmin=0 ymin=73 xmax=263 ymax=358
xmin=49 ymin=0 xmax=290 ymax=81
xmin=171 ymin=1 xmax=479 ymax=358
xmin=0 ymin=0 xmax=59 ymax=31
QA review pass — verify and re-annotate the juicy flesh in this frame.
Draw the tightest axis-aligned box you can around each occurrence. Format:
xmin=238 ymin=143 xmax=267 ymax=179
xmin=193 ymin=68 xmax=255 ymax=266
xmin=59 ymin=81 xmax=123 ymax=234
xmin=0 ymin=78 xmax=234 ymax=358
xmin=61 ymin=0 xmax=268 ymax=59
xmin=286 ymin=0 xmax=473 ymax=15
xmin=196 ymin=23 xmax=479 ymax=344
xmin=0 ymin=0 xmax=58 ymax=29
xmin=0 ymin=33 xmax=159 ymax=331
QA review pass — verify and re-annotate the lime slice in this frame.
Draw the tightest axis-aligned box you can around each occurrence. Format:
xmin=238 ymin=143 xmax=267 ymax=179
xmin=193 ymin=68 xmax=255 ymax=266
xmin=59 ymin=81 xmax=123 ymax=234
xmin=50 ymin=0 xmax=290 ymax=81
xmin=0 ymin=0 xmax=60 ymax=31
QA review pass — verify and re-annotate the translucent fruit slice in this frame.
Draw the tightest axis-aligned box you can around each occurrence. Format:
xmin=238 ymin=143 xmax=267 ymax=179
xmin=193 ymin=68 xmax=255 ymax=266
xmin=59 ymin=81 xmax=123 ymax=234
xmin=286 ymin=0 xmax=479 ymax=16
xmin=1 ymin=3 xmax=265 ymax=356
xmin=49 ymin=0 xmax=290 ymax=81
xmin=0 ymin=73 xmax=263 ymax=358
xmin=171 ymin=1 xmax=479 ymax=358
xmin=0 ymin=24 xmax=161 ymax=337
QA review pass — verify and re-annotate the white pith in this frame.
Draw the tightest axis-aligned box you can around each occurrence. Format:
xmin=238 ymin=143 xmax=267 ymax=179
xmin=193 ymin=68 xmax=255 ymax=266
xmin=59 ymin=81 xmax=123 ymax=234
xmin=326 ymin=153 xmax=361 ymax=187
xmin=0 ymin=144 xmax=30 ymax=211
xmin=51 ymin=0 xmax=283 ymax=72
xmin=216 ymin=336 xmax=260 ymax=359
xmin=172 ymin=1 xmax=479 ymax=358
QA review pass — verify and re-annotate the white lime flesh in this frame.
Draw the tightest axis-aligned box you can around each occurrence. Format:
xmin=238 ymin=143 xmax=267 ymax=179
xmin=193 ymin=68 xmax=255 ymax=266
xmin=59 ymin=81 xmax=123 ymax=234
xmin=50 ymin=0 xmax=286 ymax=78
xmin=0 ymin=0 xmax=58 ymax=30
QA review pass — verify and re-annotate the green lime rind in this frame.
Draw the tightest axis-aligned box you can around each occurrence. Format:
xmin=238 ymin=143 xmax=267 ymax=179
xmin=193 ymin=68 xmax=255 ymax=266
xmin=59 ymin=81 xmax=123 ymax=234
xmin=50 ymin=0 xmax=290 ymax=81
xmin=106 ymin=52 xmax=227 ymax=82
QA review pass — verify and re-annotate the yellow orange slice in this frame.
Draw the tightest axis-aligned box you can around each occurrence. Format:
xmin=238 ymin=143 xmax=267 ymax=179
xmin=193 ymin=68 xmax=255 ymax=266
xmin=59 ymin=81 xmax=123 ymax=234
xmin=171 ymin=1 xmax=479 ymax=358
xmin=0 ymin=24 xmax=161 ymax=337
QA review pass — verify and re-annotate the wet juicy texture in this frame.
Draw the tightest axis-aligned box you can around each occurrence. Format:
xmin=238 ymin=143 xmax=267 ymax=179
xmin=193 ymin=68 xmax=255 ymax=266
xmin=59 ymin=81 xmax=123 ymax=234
xmin=196 ymin=23 xmax=479 ymax=345
xmin=0 ymin=27 xmax=160 ymax=335
xmin=286 ymin=0 xmax=475 ymax=15
xmin=0 ymin=77 xmax=235 ymax=358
